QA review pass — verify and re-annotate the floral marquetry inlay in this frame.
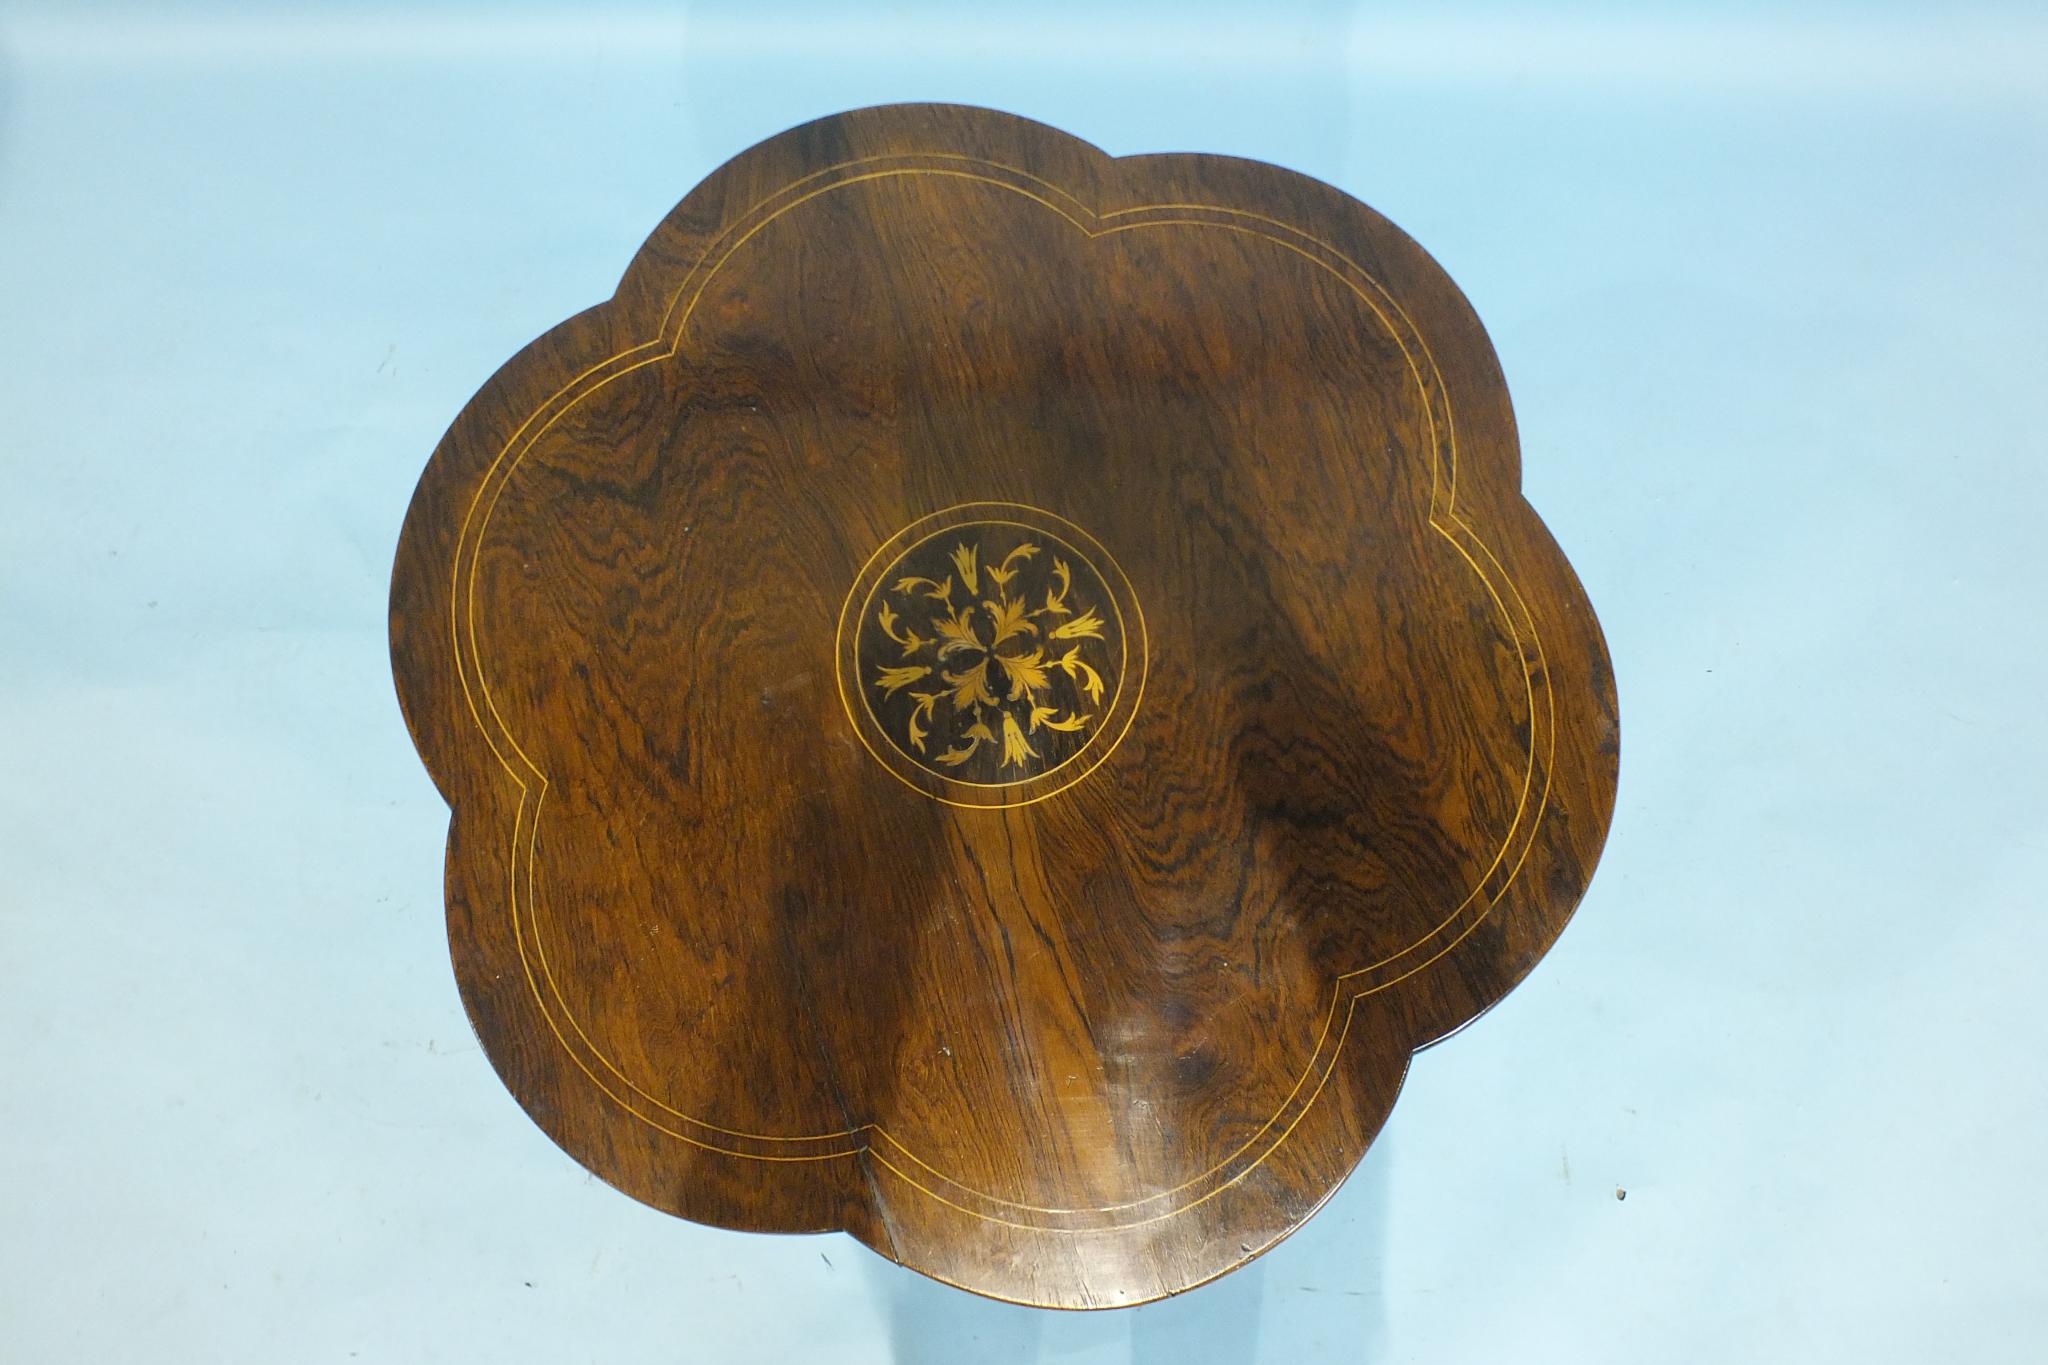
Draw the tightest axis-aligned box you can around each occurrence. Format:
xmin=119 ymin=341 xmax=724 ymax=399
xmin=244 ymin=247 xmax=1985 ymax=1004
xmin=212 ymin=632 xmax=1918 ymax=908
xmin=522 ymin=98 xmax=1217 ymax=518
xmin=838 ymin=505 xmax=1145 ymax=806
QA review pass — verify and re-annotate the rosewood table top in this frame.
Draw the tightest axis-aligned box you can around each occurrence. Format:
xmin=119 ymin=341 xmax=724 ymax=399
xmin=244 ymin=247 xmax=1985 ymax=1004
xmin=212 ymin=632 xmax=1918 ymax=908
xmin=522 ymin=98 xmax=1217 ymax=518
xmin=389 ymin=103 xmax=1618 ymax=1308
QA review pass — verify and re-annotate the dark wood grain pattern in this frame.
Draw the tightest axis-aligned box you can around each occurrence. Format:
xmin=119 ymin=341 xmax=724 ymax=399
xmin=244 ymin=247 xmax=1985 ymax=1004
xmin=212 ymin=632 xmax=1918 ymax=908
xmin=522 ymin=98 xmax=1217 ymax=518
xmin=389 ymin=104 xmax=1618 ymax=1308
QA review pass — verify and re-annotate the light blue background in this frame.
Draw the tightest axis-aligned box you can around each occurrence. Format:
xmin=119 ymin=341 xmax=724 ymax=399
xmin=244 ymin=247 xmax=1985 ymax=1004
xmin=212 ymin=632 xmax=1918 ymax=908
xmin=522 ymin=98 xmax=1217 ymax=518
xmin=3 ymin=3 xmax=2045 ymax=1360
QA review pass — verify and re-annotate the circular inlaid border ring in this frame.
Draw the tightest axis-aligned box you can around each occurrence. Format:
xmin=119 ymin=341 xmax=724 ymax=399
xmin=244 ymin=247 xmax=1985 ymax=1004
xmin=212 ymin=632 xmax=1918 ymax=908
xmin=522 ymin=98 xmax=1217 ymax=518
xmin=835 ymin=501 xmax=1148 ymax=809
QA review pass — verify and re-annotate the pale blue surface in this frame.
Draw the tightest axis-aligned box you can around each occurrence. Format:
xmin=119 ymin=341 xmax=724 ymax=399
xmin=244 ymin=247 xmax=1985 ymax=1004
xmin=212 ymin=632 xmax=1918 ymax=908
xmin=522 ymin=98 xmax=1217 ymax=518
xmin=3 ymin=4 xmax=2046 ymax=1361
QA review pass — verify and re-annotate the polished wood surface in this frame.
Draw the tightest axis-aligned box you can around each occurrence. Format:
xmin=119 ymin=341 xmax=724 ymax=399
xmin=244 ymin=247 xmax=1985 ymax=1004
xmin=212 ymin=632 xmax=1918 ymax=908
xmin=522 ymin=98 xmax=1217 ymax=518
xmin=389 ymin=104 xmax=1618 ymax=1308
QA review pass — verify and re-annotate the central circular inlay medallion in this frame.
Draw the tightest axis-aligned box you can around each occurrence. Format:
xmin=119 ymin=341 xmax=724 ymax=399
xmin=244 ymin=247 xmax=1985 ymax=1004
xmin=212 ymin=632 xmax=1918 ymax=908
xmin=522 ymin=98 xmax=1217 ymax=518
xmin=836 ymin=503 xmax=1146 ymax=807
